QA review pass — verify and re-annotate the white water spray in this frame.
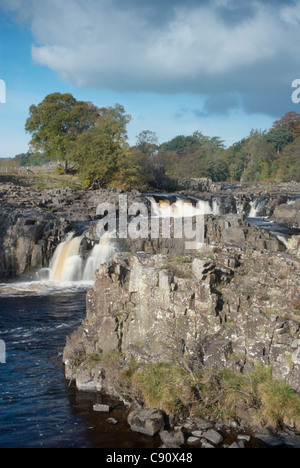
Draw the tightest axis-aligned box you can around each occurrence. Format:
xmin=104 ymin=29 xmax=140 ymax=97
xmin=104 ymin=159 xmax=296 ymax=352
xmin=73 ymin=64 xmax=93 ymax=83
xmin=49 ymin=232 xmax=117 ymax=282
xmin=49 ymin=233 xmax=83 ymax=282
xmin=83 ymin=234 xmax=117 ymax=281
xmin=149 ymin=196 xmax=215 ymax=218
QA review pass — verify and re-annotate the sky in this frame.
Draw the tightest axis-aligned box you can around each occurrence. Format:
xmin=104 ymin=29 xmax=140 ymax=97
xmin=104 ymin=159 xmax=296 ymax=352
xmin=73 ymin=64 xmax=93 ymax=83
xmin=1 ymin=0 xmax=300 ymax=158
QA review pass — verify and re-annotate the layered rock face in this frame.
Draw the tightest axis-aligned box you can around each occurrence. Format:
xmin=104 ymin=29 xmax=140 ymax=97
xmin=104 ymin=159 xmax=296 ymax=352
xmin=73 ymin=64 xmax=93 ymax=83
xmin=274 ymin=200 xmax=300 ymax=229
xmin=63 ymin=247 xmax=300 ymax=394
xmin=0 ymin=210 xmax=70 ymax=279
xmin=1 ymin=180 xmax=299 ymax=279
xmin=0 ymin=183 xmax=143 ymax=280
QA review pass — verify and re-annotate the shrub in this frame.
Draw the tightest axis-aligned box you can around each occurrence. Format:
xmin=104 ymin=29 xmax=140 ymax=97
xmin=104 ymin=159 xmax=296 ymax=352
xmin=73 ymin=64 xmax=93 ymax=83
xmin=257 ymin=380 xmax=300 ymax=429
xmin=131 ymin=363 xmax=194 ymax=418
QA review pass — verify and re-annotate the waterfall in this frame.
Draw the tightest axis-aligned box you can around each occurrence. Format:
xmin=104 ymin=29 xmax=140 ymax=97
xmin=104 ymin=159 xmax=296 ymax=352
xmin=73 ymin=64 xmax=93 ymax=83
xmin=248 ymin=198 xmax=269 ymax=218
xmin=82 ymin=234 xmax=118 ymax=281
xmin=148 ymin=196 xmax=214 ymax=218
xmin=248 ymin=201 xmax=258 ymax=218
xmin=275 ymin=234 xmax=289 ymax=248
xmin=49 ymin=233 xmax=83 ymax=282
xmin=49 ymin=232 xmax=117 ymax=282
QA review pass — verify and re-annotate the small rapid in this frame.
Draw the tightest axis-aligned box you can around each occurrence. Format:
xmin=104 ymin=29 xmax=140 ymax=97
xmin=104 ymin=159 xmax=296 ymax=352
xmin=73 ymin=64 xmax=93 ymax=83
xmin=0 ymin=232 xmax=118 ymax=298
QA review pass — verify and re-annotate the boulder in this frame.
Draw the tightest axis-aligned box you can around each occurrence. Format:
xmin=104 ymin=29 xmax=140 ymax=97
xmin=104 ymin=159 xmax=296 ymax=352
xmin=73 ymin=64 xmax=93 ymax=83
xmin=128 ymin=408 xmax=165 ymax=436
xmin=159 ymin=430 xmax=185 ymax=448
xmin=202 ymin=429 xmax=223 ymax=446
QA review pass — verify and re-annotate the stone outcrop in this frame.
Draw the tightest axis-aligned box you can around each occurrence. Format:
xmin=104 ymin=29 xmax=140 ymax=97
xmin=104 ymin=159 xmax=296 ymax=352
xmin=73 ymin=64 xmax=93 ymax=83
xmin=1 ymin=179 xmax=299 ymax=279
xmin=273 ymin=201 xmax=300 ymax=229
xmin=0 ymin=209 xmax=71 ymax=279
xmin=63 ymin=247 xmax=300 ymax=394
xmin=0 ymin=182 xmax=144 ymax=279
xmin=128 ymin=408 xmax=166 ymax=436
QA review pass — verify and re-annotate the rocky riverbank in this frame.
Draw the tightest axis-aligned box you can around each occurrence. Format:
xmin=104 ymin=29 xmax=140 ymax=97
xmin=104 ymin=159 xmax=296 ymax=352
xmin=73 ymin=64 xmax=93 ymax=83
xmin=1 ymin=179 xmax=300 ymax=448
xmin=1 ymin=180 xmax=299 ymax=280
xmin=0 ymin=183 xmax=142 ymax=279
xmin=63 ymin=247 xmax=300 ymax=446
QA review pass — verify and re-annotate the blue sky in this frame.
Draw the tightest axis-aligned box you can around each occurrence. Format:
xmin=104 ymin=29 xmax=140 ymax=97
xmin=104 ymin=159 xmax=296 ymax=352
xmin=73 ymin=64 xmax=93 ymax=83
xmin=1 ymin=0 xmax=300 ymax=158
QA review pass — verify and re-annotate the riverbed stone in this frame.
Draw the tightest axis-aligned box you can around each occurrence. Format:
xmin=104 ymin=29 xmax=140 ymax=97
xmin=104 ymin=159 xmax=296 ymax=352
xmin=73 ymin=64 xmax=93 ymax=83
xmin=200 ymin=440 xmax=216 ymax=448
xmin=187 ymin=436 xmax=201 ymax=445
xmin=202 ymin=429 xmax=223 ymax=446
xmin=128 ymin=408 xmax=165 ymax=436
xmin=255 ymin=434 xmax=283 ymax=447
xmin=160 ymin=430 xmax=185 ymax=448
xmin=75 ymin=363 xmax=103 ymax=392
xmin=93 ymin=404 xmax=111 ymax=413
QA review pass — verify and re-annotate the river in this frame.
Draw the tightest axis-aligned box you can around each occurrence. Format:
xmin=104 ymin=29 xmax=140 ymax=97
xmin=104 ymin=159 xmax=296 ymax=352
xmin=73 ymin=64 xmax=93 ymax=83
xmin=0 ymin=193 xmax=298 ymax=448
xmin=0 ymin=288 xmax=160 ymax=448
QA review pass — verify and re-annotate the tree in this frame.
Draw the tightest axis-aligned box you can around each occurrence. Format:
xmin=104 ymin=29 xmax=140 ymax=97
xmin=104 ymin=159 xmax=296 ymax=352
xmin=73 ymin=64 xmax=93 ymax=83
xmin=25 ymin=93 xmax=101 ymax=172
xmin=277 ymin=136 xmax=300 ymax=182
xmin=136 ymin=130 xmax=159 ymax=157
xmin=74 ymin=104 xmax=140 ymax=189
xmin=272 ymin=111 xmax=300 ymax=138
xmin=265 ymin=127 xmax=294 ymax=154
xmin=15 ymin=151 xmax=49 ymax=167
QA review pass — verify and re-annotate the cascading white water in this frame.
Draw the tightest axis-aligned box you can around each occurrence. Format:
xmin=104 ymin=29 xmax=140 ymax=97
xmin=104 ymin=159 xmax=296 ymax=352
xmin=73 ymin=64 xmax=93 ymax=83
xmin=82 ymin=234 xmax=118 ymax=281
xmin=49 ymin=233 xmax=84 ymax=282
xmin=148 ymin=196 xmax=214 ymax=218
xmin=49 ymin=232 xmax=117 ymax=282
xmin=248 ymin=198 xmax=268 ymax=218
xmin=248 ymin=201 xmax=258 ymax=218
xmin=0 ymin=231 xmax=117 ymax=297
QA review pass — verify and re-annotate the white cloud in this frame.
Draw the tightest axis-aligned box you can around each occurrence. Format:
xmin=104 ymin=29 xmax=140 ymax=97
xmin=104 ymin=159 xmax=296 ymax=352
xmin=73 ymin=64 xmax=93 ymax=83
xmin=2 ymin=0 xmax=300 ymax=115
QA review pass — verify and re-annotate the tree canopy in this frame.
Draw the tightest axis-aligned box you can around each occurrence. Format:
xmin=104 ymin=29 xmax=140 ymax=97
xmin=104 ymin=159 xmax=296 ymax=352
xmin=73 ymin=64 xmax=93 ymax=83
xmin=23 ymin=96 xmax=300 ymax=188
xmin=25 ymin=93 xmax=101 ymax=172
xmin=74 ymin=104 xmax=139 ymax=189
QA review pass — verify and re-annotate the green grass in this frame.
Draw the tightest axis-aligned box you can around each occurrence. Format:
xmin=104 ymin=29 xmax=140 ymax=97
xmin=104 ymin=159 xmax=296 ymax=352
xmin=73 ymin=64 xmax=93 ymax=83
xmin=195 ymin=364 xmax=300 ymax=430
xmin=131 ymin=363 xmax=193 ymax=418
xmin=0 ymin=171 xmax=82 ymax=190
xmin=77 ymin=348 xmax=300 ymax=430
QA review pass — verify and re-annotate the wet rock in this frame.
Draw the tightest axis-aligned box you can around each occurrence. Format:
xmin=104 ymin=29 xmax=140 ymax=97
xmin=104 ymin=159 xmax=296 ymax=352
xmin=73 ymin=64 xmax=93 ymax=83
xmin=128 ymin=408 xmax=165 ymax=437
xmin=93 ymin=404 xmax=111 ymax=413
xmin=187 ymin=436 xmax=201 ymax=445
xmin=229 ymin=442 xmax=241 ymax=449
xmin=160 ymin=430 xmax=185 ymax=448
xmin=76 ymin=363 xmax=103 ymax=393
xmin=255 ymin=434 xmax=283 ymax=447
xmin=200 ymin=440 xmax=216 ymax=448
xmin=202 ymin=429 xmax=223 ymax=446
xmin=237 ymin=435 xmax=251 ymax=442
xmin=191 ymin=430 xmax=203 ymax=438
xmin=278 ymin=432 xmax=300 ymax=448
xmin=107 ymin=418 xmax=118 ymax=425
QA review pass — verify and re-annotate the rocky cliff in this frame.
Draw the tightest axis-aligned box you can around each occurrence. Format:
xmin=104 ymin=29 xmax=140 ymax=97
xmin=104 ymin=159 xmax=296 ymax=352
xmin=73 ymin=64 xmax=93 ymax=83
xmin=63 ymin=247 xmax=300 ymax=396
xmin=0 ymin=183 xmax=143 ymax=280
xmin=1 ymin=180 xmax=299 ymax=279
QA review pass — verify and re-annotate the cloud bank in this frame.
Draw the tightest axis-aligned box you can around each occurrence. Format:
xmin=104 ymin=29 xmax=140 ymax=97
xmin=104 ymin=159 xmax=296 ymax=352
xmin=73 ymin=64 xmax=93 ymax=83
xmin=1 ymin=0 xmax=300 ymax=116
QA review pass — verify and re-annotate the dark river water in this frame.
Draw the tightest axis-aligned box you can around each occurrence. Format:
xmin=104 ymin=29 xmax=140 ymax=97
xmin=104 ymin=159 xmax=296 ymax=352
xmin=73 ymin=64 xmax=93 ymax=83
xmin=0 ymin=289 xmax=159 ymax=449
